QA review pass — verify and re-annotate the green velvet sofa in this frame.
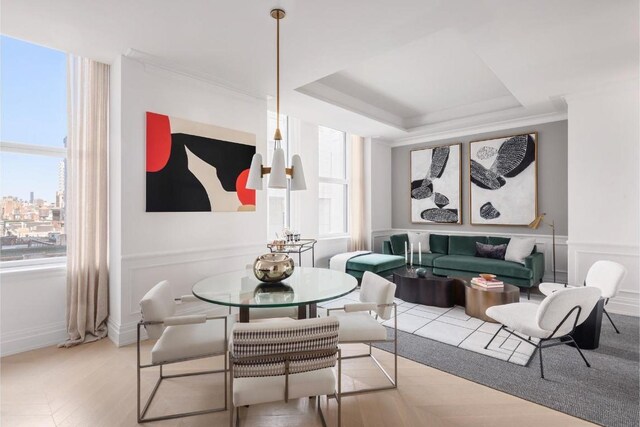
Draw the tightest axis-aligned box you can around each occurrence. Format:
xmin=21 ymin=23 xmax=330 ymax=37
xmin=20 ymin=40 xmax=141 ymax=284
xmin=382 ymin=233 xmax=544 ymax=293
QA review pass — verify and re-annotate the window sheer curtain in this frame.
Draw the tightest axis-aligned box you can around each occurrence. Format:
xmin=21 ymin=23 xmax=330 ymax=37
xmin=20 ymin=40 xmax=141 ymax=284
xmin=349 ymin=135 xmax=367 ymax=251
xmin=59 ymin=55 xmax=109 ymax=347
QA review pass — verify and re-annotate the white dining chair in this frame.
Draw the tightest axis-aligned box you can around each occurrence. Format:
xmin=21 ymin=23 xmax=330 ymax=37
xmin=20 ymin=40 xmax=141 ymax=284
xmin=485 ymin=286 xmax=601 ymax=378
xmin=539 ymin=260 xmax=626 ymax=333
xmin=137 ymin=280 xmax=233 ymax=422
xmin=229 ymin=316 xmax=341 ymax=427
xmin=326 ymin=271 xmax=397 ymax=396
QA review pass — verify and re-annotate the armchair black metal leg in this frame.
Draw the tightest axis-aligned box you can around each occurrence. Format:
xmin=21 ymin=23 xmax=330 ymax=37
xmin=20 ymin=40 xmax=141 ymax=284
xmin=603 ymin=308 xmax=620 ymax=334
xmin=527 ymin=288 xmax=531 ymax=300
xmin=538 ymin=344 xmax=544 ymax=379
xmin=566 ymin=337 xmax=591 ymax=367
xmin=484 ymin=326 xmax=503 ymax=350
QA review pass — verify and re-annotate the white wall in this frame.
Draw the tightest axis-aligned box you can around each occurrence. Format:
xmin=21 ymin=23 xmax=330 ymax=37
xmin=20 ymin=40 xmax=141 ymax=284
xmin=566 ymin=80 xmax=640 ymax=316
xmin=108 ymin=57 xmax=350 ymax=346
xmin=0 ymin=265 xmax=67 ymax=356
xmin=108 ymin=56 xmax=269 ymax=345
xmin=364 ymin=138 xmax=392 ymax=250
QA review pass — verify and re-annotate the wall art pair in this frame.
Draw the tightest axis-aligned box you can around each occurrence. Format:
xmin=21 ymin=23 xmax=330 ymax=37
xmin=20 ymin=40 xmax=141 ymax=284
xmin=410 ymin=133 xmax=537 ymax=225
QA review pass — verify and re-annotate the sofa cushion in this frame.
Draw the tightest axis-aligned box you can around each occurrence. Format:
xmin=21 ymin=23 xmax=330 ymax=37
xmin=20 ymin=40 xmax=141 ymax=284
xmin=429 ymin=234 xmax=449 ymax=254
xmin=505 ymin=237 xmax=537 ymax=265
xmin=448 ymin=236 xmax=488 ymax=256
xmin=475 ymin=242 xmax=507 ymax=260
xmin=412 ymin=252 xmax=445 ymax=267
xmin=346 ymin=253 xmax=405 ymax=273
xmin=389 ymin=234 xmax=408 ymax=256
xmin=433 ymin=255 xmax=532 ymax=279
xmin=408 ymin=231 xmax=430 ymax=253
xmin=488 ymin=236 xmax=511 ymax=246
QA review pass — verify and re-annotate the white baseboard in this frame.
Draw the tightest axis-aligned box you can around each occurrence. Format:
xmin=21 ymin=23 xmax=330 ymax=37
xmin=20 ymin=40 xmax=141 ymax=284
xmin=1 ymin=322 xmax=68 ymax=357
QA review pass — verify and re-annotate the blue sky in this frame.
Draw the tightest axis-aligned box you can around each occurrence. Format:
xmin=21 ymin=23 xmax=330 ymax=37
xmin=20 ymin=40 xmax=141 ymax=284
xmin=1 ymin=36 xmax=67 ymax=202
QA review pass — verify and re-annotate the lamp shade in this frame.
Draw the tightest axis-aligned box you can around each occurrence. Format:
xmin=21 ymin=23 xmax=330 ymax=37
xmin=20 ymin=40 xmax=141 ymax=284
xmin=268 ymin=148 xmax=287 ymax=189
xmin=246 ymin=153 xmax=263 ymax=190
xmin=528 ymin=213 xmax=545 ymax=229
xmin=290 ymin=154 xmax=306 ymax=191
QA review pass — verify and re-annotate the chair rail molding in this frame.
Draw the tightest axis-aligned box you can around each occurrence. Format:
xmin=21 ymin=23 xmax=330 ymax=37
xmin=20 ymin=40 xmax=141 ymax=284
xmin=371 ymin=228 xmax=569 ymax=285
xmin=109 ymin=238 xmax=350 ymax=346
xmin=110 ymin=242 xmax=265 ymax=347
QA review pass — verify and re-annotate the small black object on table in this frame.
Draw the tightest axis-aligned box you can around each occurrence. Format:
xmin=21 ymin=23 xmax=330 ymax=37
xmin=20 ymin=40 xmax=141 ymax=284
xmin=391 ymin=266 xmax=456 ymax=308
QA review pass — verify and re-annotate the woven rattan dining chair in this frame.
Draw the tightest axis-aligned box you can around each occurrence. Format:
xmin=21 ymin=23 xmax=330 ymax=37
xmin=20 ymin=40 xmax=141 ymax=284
xmin=137 ymin=280 xmax=233 ymax=422
xmin=229 ymin=316 xmax=342 ymax=427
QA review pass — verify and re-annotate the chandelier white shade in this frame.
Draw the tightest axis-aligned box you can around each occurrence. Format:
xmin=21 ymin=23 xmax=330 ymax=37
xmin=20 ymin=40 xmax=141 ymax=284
xmin=268 ymin=148 xmax=287 ymax=189
xmin=246 ymin=153 xmax=263 ymax=190
xmin=246 ymin=8 xmax=306 ymax=191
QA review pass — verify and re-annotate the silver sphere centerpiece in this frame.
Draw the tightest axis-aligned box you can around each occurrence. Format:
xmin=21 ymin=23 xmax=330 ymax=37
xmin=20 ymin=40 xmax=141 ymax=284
xmin=253 ymin=253 xmax=294 ymax=283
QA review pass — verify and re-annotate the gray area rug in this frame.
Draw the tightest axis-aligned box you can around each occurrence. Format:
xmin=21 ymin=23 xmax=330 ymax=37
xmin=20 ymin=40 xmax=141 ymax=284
xmin=374 ymin=312 xmax=639 ymax=427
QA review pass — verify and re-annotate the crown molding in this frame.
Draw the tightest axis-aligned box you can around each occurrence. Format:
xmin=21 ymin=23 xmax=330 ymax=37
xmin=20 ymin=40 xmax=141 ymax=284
xmin=390 ymin=111 xmax=567 ymax=147
xmin=124 ymin=49 xmax=266 ymax=101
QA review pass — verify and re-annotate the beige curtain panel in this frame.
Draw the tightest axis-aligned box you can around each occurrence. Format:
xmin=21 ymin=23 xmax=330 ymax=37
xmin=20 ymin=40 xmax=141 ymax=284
xmin=60 ymin=55 xmax=110 ymax=347
xmin=349 ymin=135 xmax=367 ymax=251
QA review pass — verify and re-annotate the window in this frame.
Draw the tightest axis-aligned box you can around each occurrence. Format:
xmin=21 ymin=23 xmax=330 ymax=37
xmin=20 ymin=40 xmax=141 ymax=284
xmin=266 ymin=111 xmax=290 ymax=239
xmin=0 ymin=36 xmax=67 ymax=264
xmin=318 ymin=126 xmax=348 ymax=236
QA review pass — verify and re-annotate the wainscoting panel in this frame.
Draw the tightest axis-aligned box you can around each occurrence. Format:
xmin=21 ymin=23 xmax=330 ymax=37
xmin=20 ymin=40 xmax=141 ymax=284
xmin=110 ymin=238 xmax=350 ymax=346
xmin=371 ymin=229 xmax=568 ymax=284
xmin=569 ymin=241 xmax=639 ymax=316
xmin=111 ymin=242 xmax=265 ymax=346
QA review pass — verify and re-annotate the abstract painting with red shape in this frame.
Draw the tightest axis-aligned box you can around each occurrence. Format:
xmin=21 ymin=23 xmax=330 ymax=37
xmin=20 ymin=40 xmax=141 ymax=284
xmin=146 ymin=112 xmax=256 ymax=212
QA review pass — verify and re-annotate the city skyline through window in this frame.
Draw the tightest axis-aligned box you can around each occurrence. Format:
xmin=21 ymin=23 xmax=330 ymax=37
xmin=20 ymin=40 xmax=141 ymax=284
xmin=1 ymin=36 xmax=68 ymax=262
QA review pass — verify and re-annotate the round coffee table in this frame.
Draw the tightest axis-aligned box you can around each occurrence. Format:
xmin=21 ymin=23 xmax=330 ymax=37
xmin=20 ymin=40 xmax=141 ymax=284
xmin=392 ymin=267 xmax=456 ymax=308
xmin=464 ymin=281 xmax=520 ymax=322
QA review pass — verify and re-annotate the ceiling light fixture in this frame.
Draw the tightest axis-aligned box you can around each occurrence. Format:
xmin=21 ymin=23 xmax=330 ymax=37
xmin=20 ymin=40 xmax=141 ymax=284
xmin=246 ymin=8 xmax=306 ymax=191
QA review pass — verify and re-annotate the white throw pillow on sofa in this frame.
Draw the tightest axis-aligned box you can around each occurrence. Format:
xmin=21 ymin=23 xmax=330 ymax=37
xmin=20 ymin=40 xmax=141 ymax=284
xmin=407 ymin=232 xmax=430 ymax=253
xmin=505 ymin=237 xmax=536 ymax=265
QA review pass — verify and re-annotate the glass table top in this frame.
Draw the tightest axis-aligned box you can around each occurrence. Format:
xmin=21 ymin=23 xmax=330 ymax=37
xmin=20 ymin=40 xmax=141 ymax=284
xmin=192 ymin=267 xmax=358 ymax=308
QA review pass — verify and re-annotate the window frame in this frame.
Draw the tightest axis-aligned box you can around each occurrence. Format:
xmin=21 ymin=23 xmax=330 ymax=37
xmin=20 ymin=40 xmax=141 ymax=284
xmin=0 ymin=141 xmax=67 ymax=269
xmin=318 ymin=126 xmax=349 ymax=238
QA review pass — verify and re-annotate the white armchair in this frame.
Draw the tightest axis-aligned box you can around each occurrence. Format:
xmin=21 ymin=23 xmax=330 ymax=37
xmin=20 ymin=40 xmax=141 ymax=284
xmin=229 ymin=317 xmax=341 ymax=427
xmin=539 ymin=260 xmax=626 ymax=333
xmin=137 ymin=280 xmax=233 ymax=423
xmin=485 ymin=286 xmax=601 ymax=378
xmin=326 ymin=271 xmax=397 ymax=396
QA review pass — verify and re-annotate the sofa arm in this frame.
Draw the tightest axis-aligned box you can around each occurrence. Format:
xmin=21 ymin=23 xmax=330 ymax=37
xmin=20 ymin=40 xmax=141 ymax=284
xmin=383 ymin=240 xmax=393 ymax=255
xmin=525 ymin=252 xmax=545 ymax=283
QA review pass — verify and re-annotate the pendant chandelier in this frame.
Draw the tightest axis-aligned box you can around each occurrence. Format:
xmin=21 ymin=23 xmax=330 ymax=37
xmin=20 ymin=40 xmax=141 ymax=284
xmin=246 ymin=8 xmax=306 ymax=191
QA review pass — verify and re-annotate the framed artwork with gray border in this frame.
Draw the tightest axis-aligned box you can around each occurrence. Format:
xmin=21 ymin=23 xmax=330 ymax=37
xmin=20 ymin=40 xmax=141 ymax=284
xmin=469 ymin=132 xmax=538 ymax=225
xmin=410 ymin=142 xmax=462 ymax=224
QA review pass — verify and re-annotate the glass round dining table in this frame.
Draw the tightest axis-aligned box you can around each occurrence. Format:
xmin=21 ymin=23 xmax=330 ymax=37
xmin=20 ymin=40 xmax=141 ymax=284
xmin=192 ymin=267 xmax=358 ymax=322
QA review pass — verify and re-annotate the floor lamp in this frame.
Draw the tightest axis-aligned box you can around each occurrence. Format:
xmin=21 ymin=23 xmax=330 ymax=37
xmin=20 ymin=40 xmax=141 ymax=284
xmin=529 ymin=213 xmax=556 ymax=283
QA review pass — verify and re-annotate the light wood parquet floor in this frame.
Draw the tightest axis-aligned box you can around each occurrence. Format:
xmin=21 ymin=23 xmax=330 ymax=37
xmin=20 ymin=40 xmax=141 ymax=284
xmin=1 ymin=339 xmax=594 ymax=427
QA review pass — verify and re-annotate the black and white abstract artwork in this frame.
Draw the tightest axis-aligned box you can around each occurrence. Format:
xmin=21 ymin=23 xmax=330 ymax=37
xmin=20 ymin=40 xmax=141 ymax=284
xmin=469 ymin=133 xmax=537 ymax=225
xmin=411 ymin=143 xmax=461 ymax=224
